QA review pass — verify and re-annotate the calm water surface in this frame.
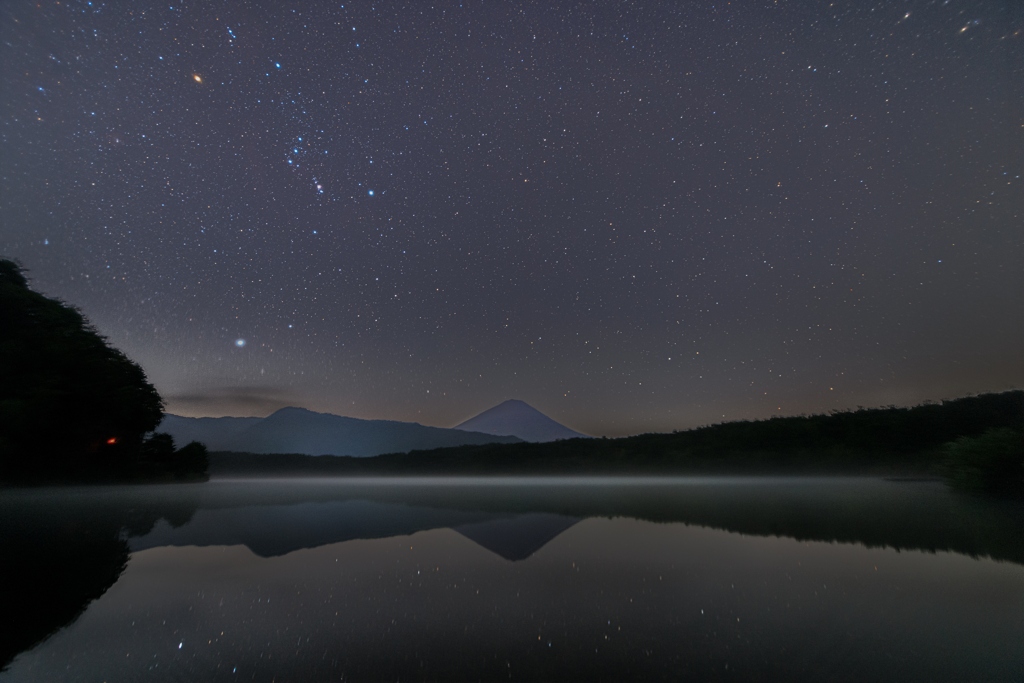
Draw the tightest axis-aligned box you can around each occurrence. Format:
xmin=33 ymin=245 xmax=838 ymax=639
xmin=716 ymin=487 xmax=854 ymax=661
xmin=2 ymin=477 xmax=1023 ymax=681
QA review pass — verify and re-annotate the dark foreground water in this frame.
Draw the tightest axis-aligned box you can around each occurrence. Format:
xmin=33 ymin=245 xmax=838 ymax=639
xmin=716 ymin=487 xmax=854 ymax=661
xmin=2 ymin=477 xmax=1023 ymax=681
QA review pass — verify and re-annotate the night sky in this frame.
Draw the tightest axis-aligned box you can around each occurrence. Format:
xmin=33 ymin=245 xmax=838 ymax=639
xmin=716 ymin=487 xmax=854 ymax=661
xmin=2 ymin=1 xmax=1021 ymax=436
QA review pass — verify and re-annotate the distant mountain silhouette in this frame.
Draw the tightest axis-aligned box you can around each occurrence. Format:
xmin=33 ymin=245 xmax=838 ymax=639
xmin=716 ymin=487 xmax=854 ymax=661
xmin=159 ymin=407 xmax=520 ymax=457
xmin=158 ymin=415 xmax=263 ymax=451
xmin=454 ymin=399 xmax=587 ymax=442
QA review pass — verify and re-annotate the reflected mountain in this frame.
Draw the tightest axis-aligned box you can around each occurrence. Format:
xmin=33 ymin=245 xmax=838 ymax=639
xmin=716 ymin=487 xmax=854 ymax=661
xmin=130 ymin=501 xmax=499 ymax=557
xmin=12 ymin=477 xmax=1017 ymax=567
xmin=4 ymin=476 xmax=1024 ymax=673
xmin=453 ymin=513 xmax=581 ymax=561
xmin=129 ymin=500 xmax=580 ymax=561
xmin=54 ymin=477 xmax=1024 ymax=567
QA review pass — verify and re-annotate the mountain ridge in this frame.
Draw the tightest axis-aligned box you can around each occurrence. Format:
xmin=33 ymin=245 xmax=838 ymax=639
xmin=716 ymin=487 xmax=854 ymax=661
xmin=159 ymin=407 xmax=520 ymax=457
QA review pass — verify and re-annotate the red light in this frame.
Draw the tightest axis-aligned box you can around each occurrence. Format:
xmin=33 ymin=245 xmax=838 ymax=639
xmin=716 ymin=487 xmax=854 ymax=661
xmin=106 ymin=437 xmax=117 ymax=445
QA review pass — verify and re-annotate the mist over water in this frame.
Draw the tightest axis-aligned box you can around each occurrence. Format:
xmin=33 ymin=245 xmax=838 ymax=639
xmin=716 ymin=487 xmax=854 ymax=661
xmin=3 ymin=477 xmax=1023 ymax=681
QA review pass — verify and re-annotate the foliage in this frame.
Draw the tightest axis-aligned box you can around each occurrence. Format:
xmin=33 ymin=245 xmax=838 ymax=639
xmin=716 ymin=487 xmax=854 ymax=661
xmin=0 ymin=259 xmax=207 ymax=482
xmin=942 ymin=428 xmax=1024 ymax=496
xmin=137 ymin=432 xmax=210 ymax=482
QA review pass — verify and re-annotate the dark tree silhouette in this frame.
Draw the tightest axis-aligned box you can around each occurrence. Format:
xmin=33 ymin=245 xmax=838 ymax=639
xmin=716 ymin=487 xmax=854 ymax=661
xmin=0 ymin=259 xmax=206 ymax=482
xmin=943 ymin=428 xmax=1024 ymax=496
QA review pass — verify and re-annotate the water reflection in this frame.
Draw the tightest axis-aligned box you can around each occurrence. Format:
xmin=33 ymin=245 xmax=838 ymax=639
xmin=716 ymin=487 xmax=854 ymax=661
xmin=0 ymin=486 xmax=202 ymax=670
xmin=119 ymin=476 xmax=1024 ymax=564
xmin=2 ymin=477 xmax=1023 ymax=681
xmin=453 ymin=514 xmax=580 ymax=562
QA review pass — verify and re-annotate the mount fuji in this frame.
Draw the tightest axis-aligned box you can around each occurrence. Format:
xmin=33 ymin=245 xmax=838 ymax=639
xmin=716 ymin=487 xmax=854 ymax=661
xmin=454 ymin=399 xmax=588 ymax=443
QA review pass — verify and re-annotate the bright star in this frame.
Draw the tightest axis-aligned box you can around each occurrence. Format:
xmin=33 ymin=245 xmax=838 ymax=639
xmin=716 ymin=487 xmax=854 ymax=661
xmin=192 ymin=74 xmax=202 ymax=83
xmin=235 ymin=339 xmax=246 ymax=347
xmin=368 ymin=189 xmax=375 ymax=196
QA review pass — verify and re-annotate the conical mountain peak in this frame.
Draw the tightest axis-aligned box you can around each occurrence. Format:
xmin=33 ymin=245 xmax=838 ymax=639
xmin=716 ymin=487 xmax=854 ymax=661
xmin=454 ymin=400 xmax=587 ymax=443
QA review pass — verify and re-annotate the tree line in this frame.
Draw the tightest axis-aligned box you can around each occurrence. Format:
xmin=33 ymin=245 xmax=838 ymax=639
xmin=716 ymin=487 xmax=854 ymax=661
xmin=211 ymin=390 xmax=1023 ymax=494
xmin=0 ymin=259 xmax=207 ymax=483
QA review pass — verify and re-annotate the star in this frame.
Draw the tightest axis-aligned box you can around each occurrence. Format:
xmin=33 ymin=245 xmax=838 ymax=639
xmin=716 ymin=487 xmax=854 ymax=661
xmin=3 ymin=0 xmax=1019 ymax=435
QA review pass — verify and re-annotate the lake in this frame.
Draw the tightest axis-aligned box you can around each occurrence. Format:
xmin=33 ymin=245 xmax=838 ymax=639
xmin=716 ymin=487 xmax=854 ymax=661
xmin=2 ymin=477 xmax=1023 ymax=681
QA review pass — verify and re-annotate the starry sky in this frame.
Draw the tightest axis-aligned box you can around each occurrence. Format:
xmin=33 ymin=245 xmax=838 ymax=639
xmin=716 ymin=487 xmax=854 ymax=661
xmin=2 ymin=1 xmax=1022 ymax=437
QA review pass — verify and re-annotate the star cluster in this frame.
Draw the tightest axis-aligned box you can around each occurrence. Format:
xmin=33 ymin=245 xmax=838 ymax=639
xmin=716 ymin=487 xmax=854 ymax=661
xmin=2 ymin=1 xmax=1021 ymax=435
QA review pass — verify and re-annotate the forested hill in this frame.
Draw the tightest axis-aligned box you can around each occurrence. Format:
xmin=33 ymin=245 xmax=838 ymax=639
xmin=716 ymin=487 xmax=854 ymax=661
xmin=0 ymin=259 xmax=207 ymax=483
xmin=211 ymin=390 xmax=1023 ymax=475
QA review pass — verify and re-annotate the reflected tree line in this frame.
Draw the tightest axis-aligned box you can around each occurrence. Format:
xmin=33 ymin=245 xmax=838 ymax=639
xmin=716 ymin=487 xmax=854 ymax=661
xmin=0 ymin=489 xmax=202 ymax=671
